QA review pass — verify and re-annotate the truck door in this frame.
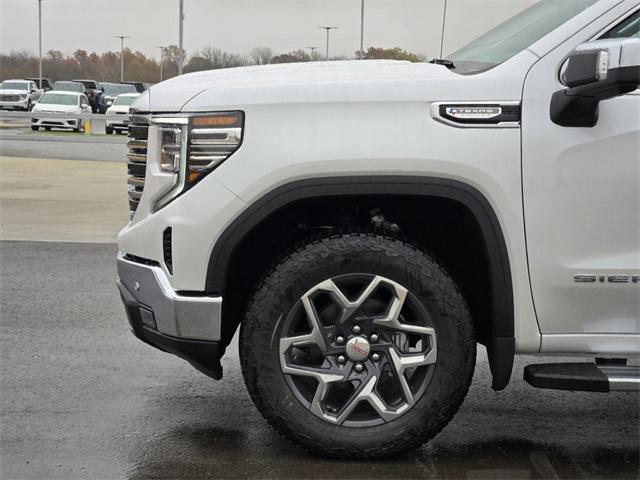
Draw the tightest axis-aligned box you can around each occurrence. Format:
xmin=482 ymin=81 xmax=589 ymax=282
xmin=521 ymin=9 xmax=640 ymax=348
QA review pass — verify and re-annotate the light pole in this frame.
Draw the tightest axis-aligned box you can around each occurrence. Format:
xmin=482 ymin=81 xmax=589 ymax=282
xmin=114 ymin=35 xmax=130 ymax=82
xmin=178 ymin=0 xmax=184 ymax=75
xmin=318 ymin=26 xmax=338 ymax=61
xmin=359 ymin=0 xmax=365 ymax=59
xmin=37 ymin=0 xmax=43 ymax=87
xmin=305 ymin=46 xmax=318 ymax=61
xmin=156 ymin=46 xmax=166 ymax=81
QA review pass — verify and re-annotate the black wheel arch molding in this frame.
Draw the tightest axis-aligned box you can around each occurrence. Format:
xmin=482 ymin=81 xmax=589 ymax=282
xmin=206 ymin=175 xmax=516 ymax=390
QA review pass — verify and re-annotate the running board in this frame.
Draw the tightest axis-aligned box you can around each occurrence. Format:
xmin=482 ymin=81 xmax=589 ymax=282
xmin=524 ymin=362 xmax=640 ymax=392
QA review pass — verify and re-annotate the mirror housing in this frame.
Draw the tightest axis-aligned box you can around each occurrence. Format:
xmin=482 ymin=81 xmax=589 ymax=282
xmin=551 ymin=38 xmax=640 ymax=127
xmin=81 ymin=103 xmax=89 ymax=109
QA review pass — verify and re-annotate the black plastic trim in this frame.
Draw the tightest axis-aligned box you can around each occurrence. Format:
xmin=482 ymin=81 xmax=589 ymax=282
xmin=118 ymin=279 xmax=223 ymax=379
xmin=524 ymin=363 xmax=609 ymax=392
xmin=551 ymin=65 xmax=640 ymax=127
xmin=205 ymin=176 xmax=515 ymax=389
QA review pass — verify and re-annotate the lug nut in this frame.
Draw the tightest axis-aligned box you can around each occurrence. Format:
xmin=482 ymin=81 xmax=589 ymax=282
xmin=354 ymin=363 xmax=364 ymax=373
xmin=336 ymin=336 xmax=345 ymax=344
xmin=370 ymin=333 xmax=379 ymax=343
xmin=371 ymin=353 xmax=380 ymax=362
xmin=337 ymin=355 xmax=346 ymax=364
xmin=352 ymin=325 xmax=361 ymax=334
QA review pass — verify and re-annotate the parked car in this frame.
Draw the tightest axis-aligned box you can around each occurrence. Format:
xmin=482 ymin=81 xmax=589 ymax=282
xmin=30 ymin=91 xmax=91 ymax=132
xmin=52 ymin=81 xmax=87 ymax=94
xmin=99 ymin=82 xmax=138 ymax=112
xmin=26 ymin=77 xmax=53 ymax=91
xmin=105 ymin=93 xmax=140 ymax=134
xmin=72 ymin=79 xmax=103 ymax=113
xmin=120 ymin=81 xmax=147 ymax=93
xmin=0 ymin=79 xmax=39 ymax=111
xmin=117 ymin=0 xmax=640 ymax=459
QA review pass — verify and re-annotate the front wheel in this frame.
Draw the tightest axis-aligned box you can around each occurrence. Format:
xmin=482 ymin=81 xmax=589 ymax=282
xmin=31 ymin=125 xmax=39 ymax=131
xmin=105 ymin=126 xmax=114 ymax=135
xmin=240 ymin=233 xmax=476 ymax=458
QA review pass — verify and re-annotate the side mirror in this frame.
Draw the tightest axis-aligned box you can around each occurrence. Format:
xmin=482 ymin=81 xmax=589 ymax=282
xmin=550 ymin=38 xmax=640 ymax=127
xmin=81 ymin=103 xmax=89 ymax=109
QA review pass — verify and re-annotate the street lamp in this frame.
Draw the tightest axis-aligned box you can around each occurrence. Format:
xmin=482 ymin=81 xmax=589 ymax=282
xmin=178 ymin=0 xmax=184 ymax=75
xmin=156 ymin=46 xmax=166 ymax=81
xmin=359 ymin=0 xmax=365 ymax=59
xmin=305 ymin=46 xmax=318 ymax=61
xmin=37 ymin=0 xmax=43 ymax=87
xmin=114 ymin=35 xmax=130 ymax=82
xmin=318 ymin=26 xmax=338 ymax=61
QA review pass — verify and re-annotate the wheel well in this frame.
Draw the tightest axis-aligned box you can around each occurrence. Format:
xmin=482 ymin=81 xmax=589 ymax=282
xmin=209 ymin=177 xmax=514 ymax=390
xmin=222 ymin=196 xmax=488 ymax=339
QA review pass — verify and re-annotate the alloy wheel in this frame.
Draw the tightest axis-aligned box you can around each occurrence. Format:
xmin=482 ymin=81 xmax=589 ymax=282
xmin=279 ymin=274 xmax=437 ymax=427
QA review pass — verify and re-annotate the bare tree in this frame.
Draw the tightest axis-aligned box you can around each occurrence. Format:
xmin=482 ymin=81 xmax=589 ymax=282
xmin=250 ymin=46 xmax=273 ymax=65
xmin=199 ymin=47 xmax=248 ymax=69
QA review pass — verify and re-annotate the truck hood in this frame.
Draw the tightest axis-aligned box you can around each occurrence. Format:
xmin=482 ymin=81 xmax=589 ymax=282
xmin=133 ymin=60 xmax=456 ymax=113
xmin=106 ymin=105 xmax=130 ymax=114
xmin=0 ymin=89 xmax=28 ymax=95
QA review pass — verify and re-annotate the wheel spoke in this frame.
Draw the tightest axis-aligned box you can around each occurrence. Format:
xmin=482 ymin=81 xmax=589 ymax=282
xmin=300 ymin=295 xmax=329 ymax=351
xmin=332 ymin=375 xmax=411 ymax=424
xmin=387 ymin=346 xmax=437 ymax=406
xmin=310 ymin=276 xmax=384 ymax=325
xmin=372 ymin=282 xmax=436 ymax=336
xmin=281 ymin=362 xmax=344 ymax=383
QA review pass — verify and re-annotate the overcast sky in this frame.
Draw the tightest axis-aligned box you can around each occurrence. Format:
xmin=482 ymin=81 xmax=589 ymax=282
xmin=0 ymin=0 xmax=536 ymax=60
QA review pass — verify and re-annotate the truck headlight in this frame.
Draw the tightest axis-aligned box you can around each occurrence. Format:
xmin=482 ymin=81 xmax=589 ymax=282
xmin=187 ymin=112 xmax=243 ymax=185
xmin=152 ymin=111 xmax=243 ymax=210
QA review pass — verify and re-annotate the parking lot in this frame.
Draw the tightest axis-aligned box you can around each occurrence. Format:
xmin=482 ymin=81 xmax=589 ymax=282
xmin=0 ymin=137 xmax=638 ymax=479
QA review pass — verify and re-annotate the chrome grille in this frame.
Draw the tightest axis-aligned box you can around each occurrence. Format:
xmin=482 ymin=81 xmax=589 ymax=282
xmin=126 ymin=115 xmax=150 ymax=217
xmin=188 ymin=127 xmax=242 ymax=172
xmin=0 ymin=94 xmax=21 ymax=102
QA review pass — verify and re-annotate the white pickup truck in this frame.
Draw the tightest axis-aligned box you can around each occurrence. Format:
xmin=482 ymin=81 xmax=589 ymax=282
xmin=116 ymin=0 xmax=640 ymax=457
xmin=0 ymin=79 xmax=40 ymax=111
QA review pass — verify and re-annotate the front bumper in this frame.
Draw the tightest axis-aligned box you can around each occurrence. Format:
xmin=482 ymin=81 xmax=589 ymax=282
xmin=0 ymin=99 xmax=29 ymax=110
xmin=106 ymin=116 xmax=129 ymax=130
xmin=116 ymin=252 xmax=224 ymax=379
xmin=32 ymin=116 xmax=80 ymax=129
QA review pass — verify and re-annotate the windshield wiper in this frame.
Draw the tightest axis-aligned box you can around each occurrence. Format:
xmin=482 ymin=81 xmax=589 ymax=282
xmin=428 ymin=58 xmax=455 ymax=69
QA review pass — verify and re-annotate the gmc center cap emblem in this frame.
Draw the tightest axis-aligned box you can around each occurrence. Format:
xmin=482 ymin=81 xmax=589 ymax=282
xmin=345 ymin=336 xmax=371 ymax=361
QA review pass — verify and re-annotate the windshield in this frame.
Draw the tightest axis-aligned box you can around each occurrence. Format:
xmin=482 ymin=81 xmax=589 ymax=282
xmin=76 ymin=81 xmax=97 ymax=89
xmin=1 ymin=82 xmax=29 ymax=90
xmin=102 ymin=83 xmax=137 ymax=95
xmin=113 ymin=95 xmax=139 ymax=106
xmin=53 ymin=82 xmax=83 ymax=92
xmin=447 ymin=0 xmax=599 ymax=73
xmin=38 ymin=93 xmax=78 ymax=105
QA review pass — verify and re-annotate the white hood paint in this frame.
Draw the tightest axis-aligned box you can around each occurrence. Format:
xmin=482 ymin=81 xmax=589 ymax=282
xmin=132 ymin=54 xmax=537 ymax=114
xmin=0 ymin=89 xmax=29 ymax=95
xmin=32 ymin=103 xmax=79 ymax=114
xmin=133 ymin=60 xmax=460 ymax=113
xmin=106 ymin=104 xmax=131 ymax=115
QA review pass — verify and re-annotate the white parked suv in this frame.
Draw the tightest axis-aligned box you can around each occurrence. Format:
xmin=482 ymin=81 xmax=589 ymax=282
xmin=0 ymin=79 xmax=39 ymax=111
xmin=117 ymin=0 xmax=640 ymax=457
xmin=31 ymin=91 xmax=92 ymax=132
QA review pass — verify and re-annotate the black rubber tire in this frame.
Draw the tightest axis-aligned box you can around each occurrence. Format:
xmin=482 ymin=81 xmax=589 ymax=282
xmin=240 ymin=232 xmax=476 ymax=458
xmin=44 ymin=127 xmax=51 ymax=131
xmin=105 ymin=126 xmax=114 ymax=135
xmin=31 ymin=126 xmax=39 ymax=131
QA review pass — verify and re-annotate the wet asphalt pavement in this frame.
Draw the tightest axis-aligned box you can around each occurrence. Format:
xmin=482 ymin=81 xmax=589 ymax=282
xmin=1 ymin=240 xmax=639 ymax=479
